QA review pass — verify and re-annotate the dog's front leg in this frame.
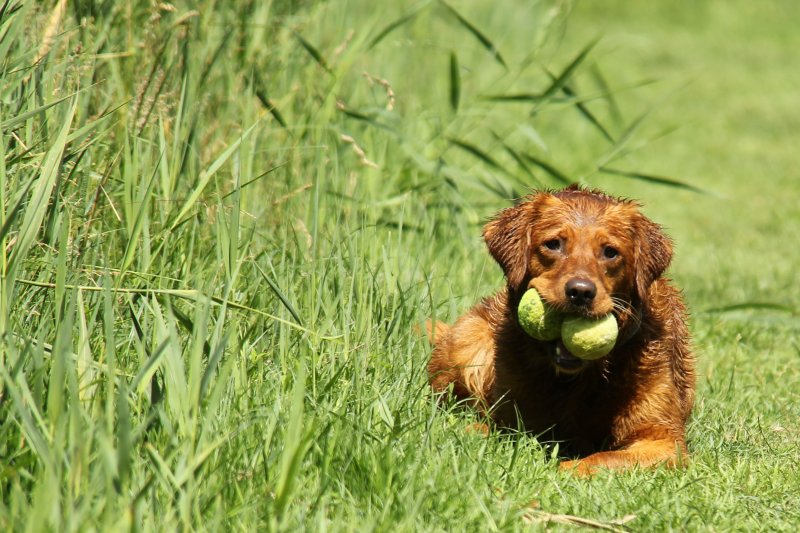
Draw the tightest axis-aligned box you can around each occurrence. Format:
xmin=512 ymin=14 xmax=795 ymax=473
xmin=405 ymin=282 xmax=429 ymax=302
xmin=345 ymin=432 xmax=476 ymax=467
xmin=559 ymin=438 xmax=687 ymax=477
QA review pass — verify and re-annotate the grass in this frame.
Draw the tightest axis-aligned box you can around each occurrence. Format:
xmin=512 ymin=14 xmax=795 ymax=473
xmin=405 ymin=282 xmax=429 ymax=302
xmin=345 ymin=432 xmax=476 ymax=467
xmin=1 ymin=0 xmax=799 ymax=530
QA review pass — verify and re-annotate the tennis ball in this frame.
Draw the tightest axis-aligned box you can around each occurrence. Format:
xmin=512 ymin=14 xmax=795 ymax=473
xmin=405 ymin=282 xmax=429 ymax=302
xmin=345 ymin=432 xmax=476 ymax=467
xmin=518 ymin=288 xmax=563 ymax=340
xmin=561 ymin=314 xmax=618 ymax=360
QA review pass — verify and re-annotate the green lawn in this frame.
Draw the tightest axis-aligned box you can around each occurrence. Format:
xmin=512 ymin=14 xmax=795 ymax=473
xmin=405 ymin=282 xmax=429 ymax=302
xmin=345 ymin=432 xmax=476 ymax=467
xmin=1 ymin=0 xmax=798 ymax=530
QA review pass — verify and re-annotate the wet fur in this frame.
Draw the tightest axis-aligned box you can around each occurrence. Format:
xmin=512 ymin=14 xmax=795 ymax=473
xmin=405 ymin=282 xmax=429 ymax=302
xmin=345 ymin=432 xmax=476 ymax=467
xmin=427 ymin=186 xmax=695 ymax=476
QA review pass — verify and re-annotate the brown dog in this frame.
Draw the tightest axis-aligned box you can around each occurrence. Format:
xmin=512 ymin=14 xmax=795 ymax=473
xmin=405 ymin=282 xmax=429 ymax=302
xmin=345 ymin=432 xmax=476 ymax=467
xmin=428 ymin=186 xmax=695 ymax=475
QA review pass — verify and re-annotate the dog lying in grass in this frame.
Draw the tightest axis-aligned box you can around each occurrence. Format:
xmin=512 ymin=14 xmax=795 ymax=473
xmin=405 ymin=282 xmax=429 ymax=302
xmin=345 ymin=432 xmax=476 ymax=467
xmin=428 ymin=186 xmax=696 ymax=476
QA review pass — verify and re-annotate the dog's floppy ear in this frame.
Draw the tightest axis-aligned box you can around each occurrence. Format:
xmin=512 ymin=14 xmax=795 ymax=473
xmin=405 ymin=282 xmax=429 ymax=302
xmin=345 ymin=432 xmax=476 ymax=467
xmin=633 ymin=214 xmax=673 ymax=303
xmin=482 ymin=196 xmax=542 ymax=289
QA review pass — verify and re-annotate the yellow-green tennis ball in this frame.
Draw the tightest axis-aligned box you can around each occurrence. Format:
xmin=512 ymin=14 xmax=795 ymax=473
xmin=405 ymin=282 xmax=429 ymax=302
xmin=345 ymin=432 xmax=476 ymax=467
xmin=518 ymin=288 xmax=563 ymax=340
xmin=561 ymin=314 xmax=618 ymax=360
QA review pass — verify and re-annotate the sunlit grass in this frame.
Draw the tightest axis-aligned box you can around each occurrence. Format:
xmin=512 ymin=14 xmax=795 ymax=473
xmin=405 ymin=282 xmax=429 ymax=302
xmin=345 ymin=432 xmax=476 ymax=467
xmin=1 ymin=0 xmax=798 ymax=531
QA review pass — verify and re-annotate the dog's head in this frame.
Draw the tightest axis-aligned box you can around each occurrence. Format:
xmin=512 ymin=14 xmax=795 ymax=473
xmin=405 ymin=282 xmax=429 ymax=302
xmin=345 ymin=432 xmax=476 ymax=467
xmin=483 ymin=186 xmax=672 ymax=370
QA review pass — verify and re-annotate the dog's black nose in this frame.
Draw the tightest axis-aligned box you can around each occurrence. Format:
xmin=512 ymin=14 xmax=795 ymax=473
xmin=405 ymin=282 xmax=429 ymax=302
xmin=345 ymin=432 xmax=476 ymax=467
xmin=565 ymin=278 xmax=596 ymax=306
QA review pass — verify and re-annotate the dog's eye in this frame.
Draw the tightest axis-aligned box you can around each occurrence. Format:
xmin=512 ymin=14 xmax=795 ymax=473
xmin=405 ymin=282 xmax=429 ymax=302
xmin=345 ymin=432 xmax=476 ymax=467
xmin=603 ymin=246 xmax=619 ymax=259
xmin=543 ymin=239 xmax=561 ymax=251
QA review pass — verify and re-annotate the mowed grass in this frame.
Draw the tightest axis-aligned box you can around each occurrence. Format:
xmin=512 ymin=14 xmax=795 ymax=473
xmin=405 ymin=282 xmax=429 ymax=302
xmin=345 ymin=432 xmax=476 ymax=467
xmin=1 ymin=0 xmax=798 ymax=530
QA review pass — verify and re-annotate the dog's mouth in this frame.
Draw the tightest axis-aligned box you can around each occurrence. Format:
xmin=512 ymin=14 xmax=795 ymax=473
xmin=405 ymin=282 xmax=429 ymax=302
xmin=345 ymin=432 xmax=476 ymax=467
xmin=545 ymin=340 xmax=586 ymax=373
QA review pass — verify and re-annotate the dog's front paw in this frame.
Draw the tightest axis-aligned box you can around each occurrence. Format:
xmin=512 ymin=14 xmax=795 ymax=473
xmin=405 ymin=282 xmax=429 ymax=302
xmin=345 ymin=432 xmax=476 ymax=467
xmin=558 ymin=459 xmax=595 ymax=477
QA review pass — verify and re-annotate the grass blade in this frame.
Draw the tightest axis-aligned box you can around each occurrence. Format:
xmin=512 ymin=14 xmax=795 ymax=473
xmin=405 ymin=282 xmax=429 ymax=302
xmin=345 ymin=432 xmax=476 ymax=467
xmin=115 ymin=382 xmax=132 ymax=492
xmin=486 ymin=63 xmax=631 ymax=107
xmin=198 ymin=332 xmax=229 ymax=403
xmin=0 ymin=91 xmax=74 ymax=132
xmin=481 ymin=92 xmax=541 ymax=103
xmin=449 ymin=51 xmax=460 ymax=112
xmin=252 ymin=71 xmax=289 ymax=130
xmin=130 ymin=339 xmax=171 ymax=393
xmin=273 ymin=364 xmax=313 ymax=522
xmin=546 ymin=67 xmax=614 ymax=143
xmin=590 ymin=64 xmax=624 ymax=127
xmin=292 ymin=30 xmax=331 ymax=73
xmin=368 ymin=6 xmax=424 ymax=49
xmin=169 ymin=122 xmax=258 ymax=231
xmin=16 ymin=279 xmax=327 ymax=338
xmin=0 ymin=365 xmax=53 ymax=471
xmin=199 ymin=29 xmax=232 ymax=86
xmin=220 ymin=162 xmax=287 ymax=201
xmin=538 ymin=38 xmax=599 ymax=101
xmin=447 ymin=137 xmax=501 ymax=170
xmin=700 ymin=302 xmax=796 ymax=315
xmin=7 ymin=99 xmax=75 ymax=278
xmin=254 ymin=87 xmax=289 ymax=129
xmin=0 ymin=2 xmax=28 ymax=65
xmin=0 ymin=175 xmax=35 ymax=243
xmin=499 ymin=141 xmax=541 ymax=186
xmin=522 ymin=153 xmax=572 ymax=184
xmin=599 ymin=166 xmax=709 ymax=194
xmin=120 ymin=156 xmax=160 ymax=276
xmin=439 ymin=0 xmax=507 ymax=69
xmin=255 ymin=262 xmax=303 ymax=326
xmin=600 ymin=93 xmax=674 ymax=166
xmin=336 ymin=104 xmax=375 ymax=123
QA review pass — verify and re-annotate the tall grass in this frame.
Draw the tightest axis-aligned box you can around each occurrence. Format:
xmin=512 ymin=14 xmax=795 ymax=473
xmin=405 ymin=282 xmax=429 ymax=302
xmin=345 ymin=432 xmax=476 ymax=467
xmin=2 ymin=0 xmax=798 ymax=531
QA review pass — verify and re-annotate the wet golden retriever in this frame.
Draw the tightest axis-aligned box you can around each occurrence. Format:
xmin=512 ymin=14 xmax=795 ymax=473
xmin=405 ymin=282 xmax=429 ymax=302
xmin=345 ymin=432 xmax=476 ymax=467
xmin=428 ymin=186 xmax=695 ymax=475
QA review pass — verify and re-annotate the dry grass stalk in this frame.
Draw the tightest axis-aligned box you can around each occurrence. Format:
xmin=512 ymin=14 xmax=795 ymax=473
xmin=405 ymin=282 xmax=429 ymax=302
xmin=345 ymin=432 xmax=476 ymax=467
xmin=363 ymin=72 xmax=396 ymax=111
xmin=36 ymin=0 xmax=68 ymax=65
xmin=273 ymin=184 xmax=312 ymax=206
xmin=333 ymin=29 xmax=355 ymax=59
xmin=340 ymin=134 xmax=378 ymax=169
xmin=522 ymin=509 xmax=636 ymax=532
